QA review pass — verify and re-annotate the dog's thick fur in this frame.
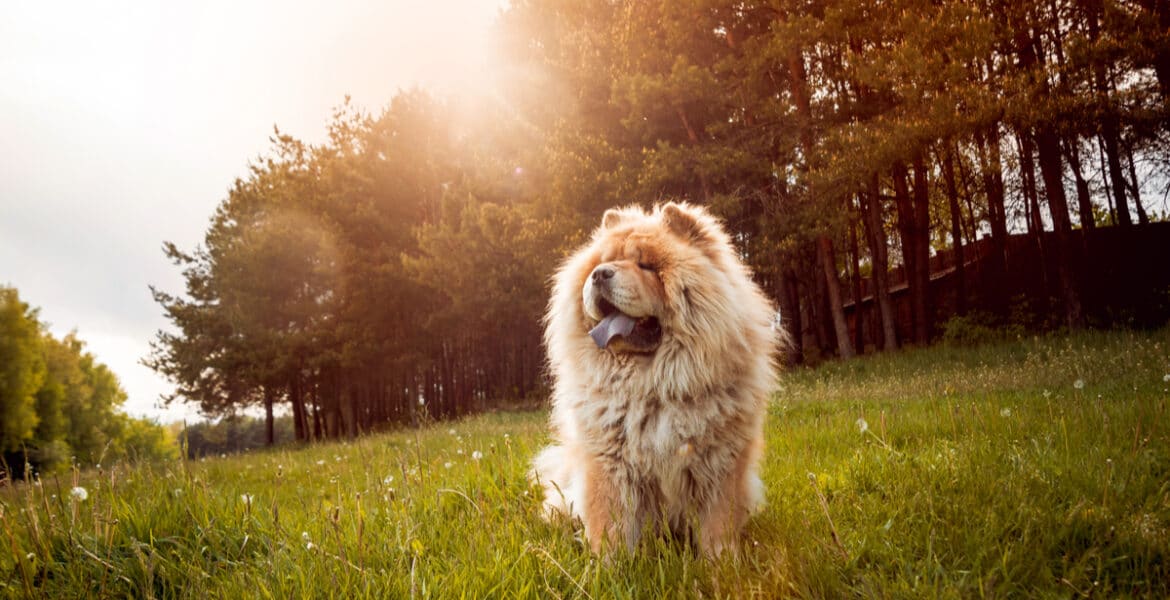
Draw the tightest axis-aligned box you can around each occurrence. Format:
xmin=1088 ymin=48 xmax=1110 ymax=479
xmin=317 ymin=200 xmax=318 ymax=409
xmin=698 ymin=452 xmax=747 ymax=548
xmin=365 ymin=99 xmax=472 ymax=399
xmin=531 ymin=202 xmax=780 ymax=557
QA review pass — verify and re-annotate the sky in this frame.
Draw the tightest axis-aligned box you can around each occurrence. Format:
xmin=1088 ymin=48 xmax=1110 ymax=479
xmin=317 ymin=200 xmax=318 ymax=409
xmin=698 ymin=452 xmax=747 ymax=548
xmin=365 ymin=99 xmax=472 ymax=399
xmin=0 ymin=0 xmax=508 ymax=422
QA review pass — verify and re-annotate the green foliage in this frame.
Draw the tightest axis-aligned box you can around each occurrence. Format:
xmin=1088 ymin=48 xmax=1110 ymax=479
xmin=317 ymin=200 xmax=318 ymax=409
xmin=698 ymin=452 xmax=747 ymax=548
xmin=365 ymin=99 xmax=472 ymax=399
xmin=0 ymin=288 xmax=46 ymax=453
xmin=4 ymin=329 xmax=1169 ymax=596
xmin=940 ymin=311 xmax=1026 ymax=347
xmin=0 ymin=286 xmax=175 ymax=476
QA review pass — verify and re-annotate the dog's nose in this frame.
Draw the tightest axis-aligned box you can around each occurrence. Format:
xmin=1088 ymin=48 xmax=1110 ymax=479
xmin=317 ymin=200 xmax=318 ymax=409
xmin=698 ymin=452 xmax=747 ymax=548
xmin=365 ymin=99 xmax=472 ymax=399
xmin=591 ymin=266 xmax=615 ymax=283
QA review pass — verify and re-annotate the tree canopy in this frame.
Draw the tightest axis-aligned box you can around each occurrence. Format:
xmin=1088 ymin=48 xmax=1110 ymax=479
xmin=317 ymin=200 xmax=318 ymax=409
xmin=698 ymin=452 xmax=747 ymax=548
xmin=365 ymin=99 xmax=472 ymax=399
xmin=0 ymin=286 xmax=177 ymax=476
xmin=150 ymin=0 xmax=1170 ymax=442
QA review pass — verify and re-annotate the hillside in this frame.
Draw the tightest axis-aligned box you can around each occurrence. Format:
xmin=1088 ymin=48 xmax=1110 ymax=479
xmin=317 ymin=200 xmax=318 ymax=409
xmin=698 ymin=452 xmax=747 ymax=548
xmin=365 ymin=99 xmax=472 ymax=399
xmin=3 ymin=328 xmax=1169 ymax=597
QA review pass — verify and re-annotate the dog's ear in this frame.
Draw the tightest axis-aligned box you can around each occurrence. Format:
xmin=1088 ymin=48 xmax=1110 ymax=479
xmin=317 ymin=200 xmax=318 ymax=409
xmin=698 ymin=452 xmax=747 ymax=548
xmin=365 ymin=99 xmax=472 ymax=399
xmin=602 ymin=208 xmax=624 ymax=229
xmin=661 ymin=202 xmax=706 ymax=241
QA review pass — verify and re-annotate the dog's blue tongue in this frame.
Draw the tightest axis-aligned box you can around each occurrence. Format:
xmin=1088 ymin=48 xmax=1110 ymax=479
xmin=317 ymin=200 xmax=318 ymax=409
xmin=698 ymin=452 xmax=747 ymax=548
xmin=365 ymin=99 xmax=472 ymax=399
xmin=589 ymin=312 xmax=636 ymax=348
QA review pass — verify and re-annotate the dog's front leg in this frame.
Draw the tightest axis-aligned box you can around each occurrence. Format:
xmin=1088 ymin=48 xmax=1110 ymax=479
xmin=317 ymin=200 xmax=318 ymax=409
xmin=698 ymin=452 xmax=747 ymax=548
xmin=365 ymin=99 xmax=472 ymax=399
xmin=583 ymin=458 xmax=641 ymax=553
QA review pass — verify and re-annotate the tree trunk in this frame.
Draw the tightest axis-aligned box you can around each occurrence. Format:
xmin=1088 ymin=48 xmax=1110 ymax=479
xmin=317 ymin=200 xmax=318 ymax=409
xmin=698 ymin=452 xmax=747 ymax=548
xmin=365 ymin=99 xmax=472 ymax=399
xmin=942 ymin=143 xmax=967 ymax=315
xmin=1124 ymin=143 xmax=1149 ymax=225
xmin=290 ymin=373 xmax=305 ymax=442
xmin=263 ymin=386 xmax=275 ymax=446
xmin=1064 ymin=138 xmax=1096 ymax=229
xmin=910 ymin=156 xmax=933 ymax=344
xmin=817 ymin=235 xmax=855 ymax=359
xmin=861 ymin=177 xmax=898 ymax=351
xmin=775 ymin=266 xmax=802 ymax=365
xmin=848 ymin=214 xmax=865 ymax=353
xmin=1035 ymin=126 xmax=1085 ymax=329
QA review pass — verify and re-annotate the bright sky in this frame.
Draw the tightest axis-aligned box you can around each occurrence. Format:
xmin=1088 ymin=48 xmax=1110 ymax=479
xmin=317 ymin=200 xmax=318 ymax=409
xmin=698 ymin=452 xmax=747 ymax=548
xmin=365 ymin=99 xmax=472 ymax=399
xmin=0 ymin=0 xmax=507 ymax=422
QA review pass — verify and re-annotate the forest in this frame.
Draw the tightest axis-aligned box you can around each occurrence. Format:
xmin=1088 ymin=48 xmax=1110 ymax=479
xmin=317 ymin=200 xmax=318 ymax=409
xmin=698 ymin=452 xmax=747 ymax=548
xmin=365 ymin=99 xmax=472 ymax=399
xmin=147 ymin=0 xmax=1170 ymax=444
xmin=0 ymin=287 xmax=177 ymax=475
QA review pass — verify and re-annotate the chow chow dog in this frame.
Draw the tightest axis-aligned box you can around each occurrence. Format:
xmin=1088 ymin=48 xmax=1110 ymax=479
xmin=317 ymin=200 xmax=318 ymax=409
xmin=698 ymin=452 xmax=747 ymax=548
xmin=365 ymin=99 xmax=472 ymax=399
xmin=531 ymin=202 xmax=780 ymax=557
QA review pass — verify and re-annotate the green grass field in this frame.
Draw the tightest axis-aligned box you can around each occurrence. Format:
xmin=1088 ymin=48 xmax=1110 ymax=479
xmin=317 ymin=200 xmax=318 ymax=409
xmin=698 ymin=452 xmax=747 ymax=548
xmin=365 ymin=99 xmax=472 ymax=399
xmin=3 ymin=329 xmax=1169 ymax=598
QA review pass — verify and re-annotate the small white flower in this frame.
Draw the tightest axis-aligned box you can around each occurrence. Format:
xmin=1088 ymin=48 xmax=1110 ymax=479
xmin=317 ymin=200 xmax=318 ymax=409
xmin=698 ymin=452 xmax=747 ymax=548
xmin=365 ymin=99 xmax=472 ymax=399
xmin=70 ymin=486 xmax=88 ymax=502
xmin=444 ymin=461 xmax=453 ymax=469
xmin=418 ymin=397 xmax=425 ymax=406
xmin=1074 ymin=379 xmax=1085 ymax=390
xmin=471 ymin=451 xmax=484 ymax=461
xmin=503 ymin=433 xmax=510 ymax=439
xmin=316 ymin=460 xmax=325 ymax=466
xmin=383 ymin=475 xmax=394 ymax=485
xmin=1043 ymin=390 xmax=1052 ymax=399
xmin=456 ymin=448 xmax=464 ymax=455
xmin=306 ymin=541 xmax=315 ymax=550
xmin=333 ymin=455 xmax=341 ymax=462
xmin=302 ymin=531 xmax=311 ymax=541
xmin=173 ymin=488 xmax=183 ymax=497
xmin=1000 ymin=408 xmax=1012 ymax=417
xmin=25 ymin=552 xmax=34 ymax=561
xmin=856 ymin=418 xmax=869 ymax=434
xmin=1162 ymin=374 xmax=1169 ymax=383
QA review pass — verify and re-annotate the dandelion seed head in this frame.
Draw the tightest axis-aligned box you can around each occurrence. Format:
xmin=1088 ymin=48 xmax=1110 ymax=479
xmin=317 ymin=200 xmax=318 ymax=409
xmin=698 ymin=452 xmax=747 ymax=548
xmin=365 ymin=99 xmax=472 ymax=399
xmin=241 ymin=493 xmax=253 ymax=506
xmin=316 ymin=460 xmax=325 ymax=466
xmin=448 ymin=429 xmax=456 ymax=435
xmin=302 ymin=531 xmax=311 ymax=541
xmin=1074 ymin=379 xmax=1085 ymax=390
xmin=444 ymin=461 xmax=453 ymax=469
xmin=383 ymin=475 xmax=394 ymax=485
xmin=471 ymin=450 xmax=484 ymax=461
xmin=173 ymin=488 xmax=183 ymax=497
xmin=1163 ymin=374 xmax=1170 ymax=383
xmin=70 ymin=486 xmax=88 ymax=502
xmin=1000 ymin=407 xmax=1012 ymax=417
xmin=418 ymin=397 xmax=425 ymax=406
xmin=856 ymin=418 xmax=869 ymax=434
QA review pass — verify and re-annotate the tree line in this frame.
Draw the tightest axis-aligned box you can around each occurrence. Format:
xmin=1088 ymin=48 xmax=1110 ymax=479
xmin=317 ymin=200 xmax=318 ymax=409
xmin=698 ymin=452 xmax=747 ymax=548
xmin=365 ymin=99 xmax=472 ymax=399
xmin=0 ymin=287 xmax=177 ymax=477
xmin=149 ymin=0 xmax=1170 ymax=442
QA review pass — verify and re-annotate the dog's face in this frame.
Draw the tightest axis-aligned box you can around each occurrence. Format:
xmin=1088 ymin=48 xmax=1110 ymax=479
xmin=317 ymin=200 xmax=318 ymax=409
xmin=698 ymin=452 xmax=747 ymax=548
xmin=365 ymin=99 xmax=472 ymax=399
xmin=579 ymin=203 xmax=717 ymax=354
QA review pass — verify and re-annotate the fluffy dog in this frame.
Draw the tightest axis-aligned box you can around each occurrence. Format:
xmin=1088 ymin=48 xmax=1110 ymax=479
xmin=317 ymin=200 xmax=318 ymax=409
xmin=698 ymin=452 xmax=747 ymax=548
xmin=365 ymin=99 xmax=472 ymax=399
xmin=531 ymin=202 xmax=780 ymax=557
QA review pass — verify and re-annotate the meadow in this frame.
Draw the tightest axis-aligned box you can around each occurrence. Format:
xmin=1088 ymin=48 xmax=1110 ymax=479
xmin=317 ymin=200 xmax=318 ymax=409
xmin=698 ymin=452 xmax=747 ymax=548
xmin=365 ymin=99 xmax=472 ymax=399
xmin=2 ymin=328 xmax=1168 ymax=598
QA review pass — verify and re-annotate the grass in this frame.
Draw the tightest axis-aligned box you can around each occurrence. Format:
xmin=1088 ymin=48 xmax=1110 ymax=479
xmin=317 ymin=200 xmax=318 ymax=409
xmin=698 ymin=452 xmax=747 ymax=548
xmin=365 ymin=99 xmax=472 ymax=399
xmin=3 ymin=328 xmax=1169 ymax=598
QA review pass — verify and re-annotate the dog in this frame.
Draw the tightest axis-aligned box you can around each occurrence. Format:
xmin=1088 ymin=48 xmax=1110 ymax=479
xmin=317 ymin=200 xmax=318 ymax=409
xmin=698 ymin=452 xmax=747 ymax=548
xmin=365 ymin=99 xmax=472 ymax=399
xmin=531 ymin=202 xmax=780 ymax=557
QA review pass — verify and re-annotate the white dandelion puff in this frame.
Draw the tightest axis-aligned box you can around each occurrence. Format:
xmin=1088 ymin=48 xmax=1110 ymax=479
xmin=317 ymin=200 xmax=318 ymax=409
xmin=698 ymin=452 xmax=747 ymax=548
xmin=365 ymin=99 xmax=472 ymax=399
xmin=856 ymin=418 xmax=869 ymax=434
xmin=241 ymin=493 xmax=254 ymax=507
xmin=448 ymin=428 xmax=456 ymax=435
xmin=302 ymin=531 xmax=311 ymax=541
xmin=456 ymin=448 xmax=464 ymax=455
xmin=1163 ymin=374 xmax=1169 ymax=383
xmin=1074 ymin=379 xmax=1085 ymax=390
xmin=173 ymin=488 xmax=183 ymax=498
xmin=316 ymin=459 xmax=325 ymax=466
xmin=418 ymin=397 xmax=426 ymax=406
xmin=471 ymin=450 xmax=484 ymax=461
xmin=444 ymin=461 xmax=453 ymax=469
xmin=383 ymin=475 xmax=394 ymax=485
xmin=1000 ymin=408 xmax=1012 ymax=417
xmin=70 ymin=486 xmax=88 ymax=502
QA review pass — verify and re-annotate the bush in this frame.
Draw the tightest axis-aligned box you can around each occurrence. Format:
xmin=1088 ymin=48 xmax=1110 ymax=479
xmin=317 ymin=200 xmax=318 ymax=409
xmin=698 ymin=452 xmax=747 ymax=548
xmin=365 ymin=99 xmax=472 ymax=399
xmin=940 ymin=312 xmax=1023 ymax=346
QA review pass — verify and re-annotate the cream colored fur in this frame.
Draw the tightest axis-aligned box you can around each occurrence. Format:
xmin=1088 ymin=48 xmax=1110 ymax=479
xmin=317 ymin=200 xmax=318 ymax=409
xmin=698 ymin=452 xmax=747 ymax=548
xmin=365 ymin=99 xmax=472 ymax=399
xmin=530 ymin=202 xmax=780 ymax=557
